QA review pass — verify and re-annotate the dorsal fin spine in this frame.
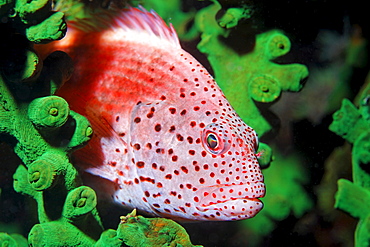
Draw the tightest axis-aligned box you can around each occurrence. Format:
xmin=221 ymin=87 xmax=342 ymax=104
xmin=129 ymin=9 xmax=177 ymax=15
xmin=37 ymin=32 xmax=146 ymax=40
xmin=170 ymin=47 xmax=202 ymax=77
xmin=69 ymin=6 xmax=181 ymax=48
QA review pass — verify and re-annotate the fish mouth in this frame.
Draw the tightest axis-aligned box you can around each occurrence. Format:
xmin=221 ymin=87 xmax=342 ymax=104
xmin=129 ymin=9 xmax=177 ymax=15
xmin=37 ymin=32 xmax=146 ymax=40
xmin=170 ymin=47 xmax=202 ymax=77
xmin=195 ymin=182 xmax=265 ymax=220
xmin=244 ymin=197 xmax=262 ymax=203
xmin=195 ymin=197 xmax=264 ymax=220
xmin=197 ymin=181 xmax=265 ymax=205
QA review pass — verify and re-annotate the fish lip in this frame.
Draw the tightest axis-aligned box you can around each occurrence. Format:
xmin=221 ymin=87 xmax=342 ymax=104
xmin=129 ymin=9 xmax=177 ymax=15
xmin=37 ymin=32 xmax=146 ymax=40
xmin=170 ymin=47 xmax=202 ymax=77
xmin=228 ymin=197 xmax=264 ymax=207
xmin=195 ymin=196 xmax=264 ymax=220
xmin=200 ymin=196 xmax=262 ymax=208
xmin=244 ymin=197 xmax=262 ymax=202
xmin=196 ymin=181 xmax=265 ymax=208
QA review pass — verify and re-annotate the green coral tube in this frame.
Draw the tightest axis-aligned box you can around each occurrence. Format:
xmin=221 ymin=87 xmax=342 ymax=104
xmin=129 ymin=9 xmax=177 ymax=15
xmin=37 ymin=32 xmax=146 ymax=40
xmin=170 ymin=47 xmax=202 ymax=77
xmin=28 ymin=221 xmax=96 ymax=247
xmin=28 ymin=96 xmax=70 ymax=129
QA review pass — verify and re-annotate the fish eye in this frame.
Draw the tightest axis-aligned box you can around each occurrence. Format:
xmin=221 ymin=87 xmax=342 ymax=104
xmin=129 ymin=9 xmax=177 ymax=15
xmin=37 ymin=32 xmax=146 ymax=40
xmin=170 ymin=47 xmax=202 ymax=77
xmin=201 ymin=123 xmax=231 ymax=155
xmin=254 ymin=134 xmax=259 ymax=151
xmin=206 ymin=133 xmax=218 ymax=149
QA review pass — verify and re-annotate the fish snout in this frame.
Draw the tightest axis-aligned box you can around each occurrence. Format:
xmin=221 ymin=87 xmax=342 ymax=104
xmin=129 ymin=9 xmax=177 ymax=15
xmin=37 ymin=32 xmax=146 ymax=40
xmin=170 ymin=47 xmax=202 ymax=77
xmin=213 ymin=198 xmax=263 ymax=220
xmin=195 ymin=196 xmax=264 ymax=220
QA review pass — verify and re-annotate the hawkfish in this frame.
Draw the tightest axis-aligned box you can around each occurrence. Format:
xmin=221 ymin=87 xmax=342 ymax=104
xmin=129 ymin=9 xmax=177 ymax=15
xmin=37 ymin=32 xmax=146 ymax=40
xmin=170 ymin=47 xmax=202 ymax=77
xmin=44 ymin=6 xmax=265 ymax=221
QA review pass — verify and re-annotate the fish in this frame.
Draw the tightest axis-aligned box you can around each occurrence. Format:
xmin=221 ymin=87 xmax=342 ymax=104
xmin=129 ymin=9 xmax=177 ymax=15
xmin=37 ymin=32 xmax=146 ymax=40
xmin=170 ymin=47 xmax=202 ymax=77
xmin=42 ymin=6 xmax=265 ymax=221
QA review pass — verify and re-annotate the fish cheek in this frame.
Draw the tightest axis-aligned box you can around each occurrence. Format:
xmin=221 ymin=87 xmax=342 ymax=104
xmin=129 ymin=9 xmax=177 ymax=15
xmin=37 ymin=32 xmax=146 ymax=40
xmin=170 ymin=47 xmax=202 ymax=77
xmin=129 ymin=101 xmax=180 ymax=213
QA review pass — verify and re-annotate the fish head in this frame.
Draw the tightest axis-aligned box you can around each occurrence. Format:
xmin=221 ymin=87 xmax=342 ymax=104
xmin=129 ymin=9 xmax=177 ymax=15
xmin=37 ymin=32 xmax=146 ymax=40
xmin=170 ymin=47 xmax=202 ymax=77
xmin=129 ymin=92 xmax=265 ymax=221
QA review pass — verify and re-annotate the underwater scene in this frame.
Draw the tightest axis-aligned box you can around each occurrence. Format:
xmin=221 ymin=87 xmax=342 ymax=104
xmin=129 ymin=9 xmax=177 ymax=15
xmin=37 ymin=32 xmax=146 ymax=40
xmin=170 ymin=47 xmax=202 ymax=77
xmin=0 ymin=0 xmax=368 ymax=246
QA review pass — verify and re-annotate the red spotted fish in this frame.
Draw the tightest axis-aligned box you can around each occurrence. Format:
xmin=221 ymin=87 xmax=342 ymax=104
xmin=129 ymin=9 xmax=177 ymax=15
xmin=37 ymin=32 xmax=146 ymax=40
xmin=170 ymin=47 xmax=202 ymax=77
xmin=44 ymin=6 xmax=265 ymax=221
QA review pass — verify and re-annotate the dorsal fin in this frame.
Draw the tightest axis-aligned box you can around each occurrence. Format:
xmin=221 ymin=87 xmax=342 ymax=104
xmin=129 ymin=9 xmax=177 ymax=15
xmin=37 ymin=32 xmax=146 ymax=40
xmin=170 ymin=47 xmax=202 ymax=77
xmin=68 ymin=6 xmax=181 ymax=48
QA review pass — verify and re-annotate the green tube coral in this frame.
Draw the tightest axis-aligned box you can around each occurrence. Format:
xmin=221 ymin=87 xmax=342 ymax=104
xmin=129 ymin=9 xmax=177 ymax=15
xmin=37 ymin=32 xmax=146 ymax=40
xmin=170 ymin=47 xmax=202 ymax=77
xmin=0 ymin=232 xmax=28 ymax=247
xmin=117 ymin=210 xmax=201 ymax=247
xmin=330 ymin=86 xmax=370 ymax=246
xmin=28 ymin=96 xmax=70 ymax=129
xmin=194 ymin=1 xmax=308 ymax=136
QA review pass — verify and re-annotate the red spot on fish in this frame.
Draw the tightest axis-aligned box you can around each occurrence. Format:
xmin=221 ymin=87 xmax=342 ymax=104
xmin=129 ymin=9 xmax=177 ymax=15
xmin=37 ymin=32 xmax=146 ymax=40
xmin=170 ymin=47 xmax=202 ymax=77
xmin=187 ymin=136 xmax=193 ymax=144
xmin=176 ymin=134 xmax=184 ymax=141
xmin=136 ymin=161 xmax=145 ymax=168
xmin=169 ymin=108 xmax=176 ymax=114
xmin=181 ymin=166 xmax=188 ymax=174
xmin=169 ymin=125 xmax=176 ymax=132
xmin=154 ymin=124 xmax=161 ymax=132
xmin=133 ymin=143 xmax=141 ymax=150
xmin=139 ymin=176 xmax=155 ymax=184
